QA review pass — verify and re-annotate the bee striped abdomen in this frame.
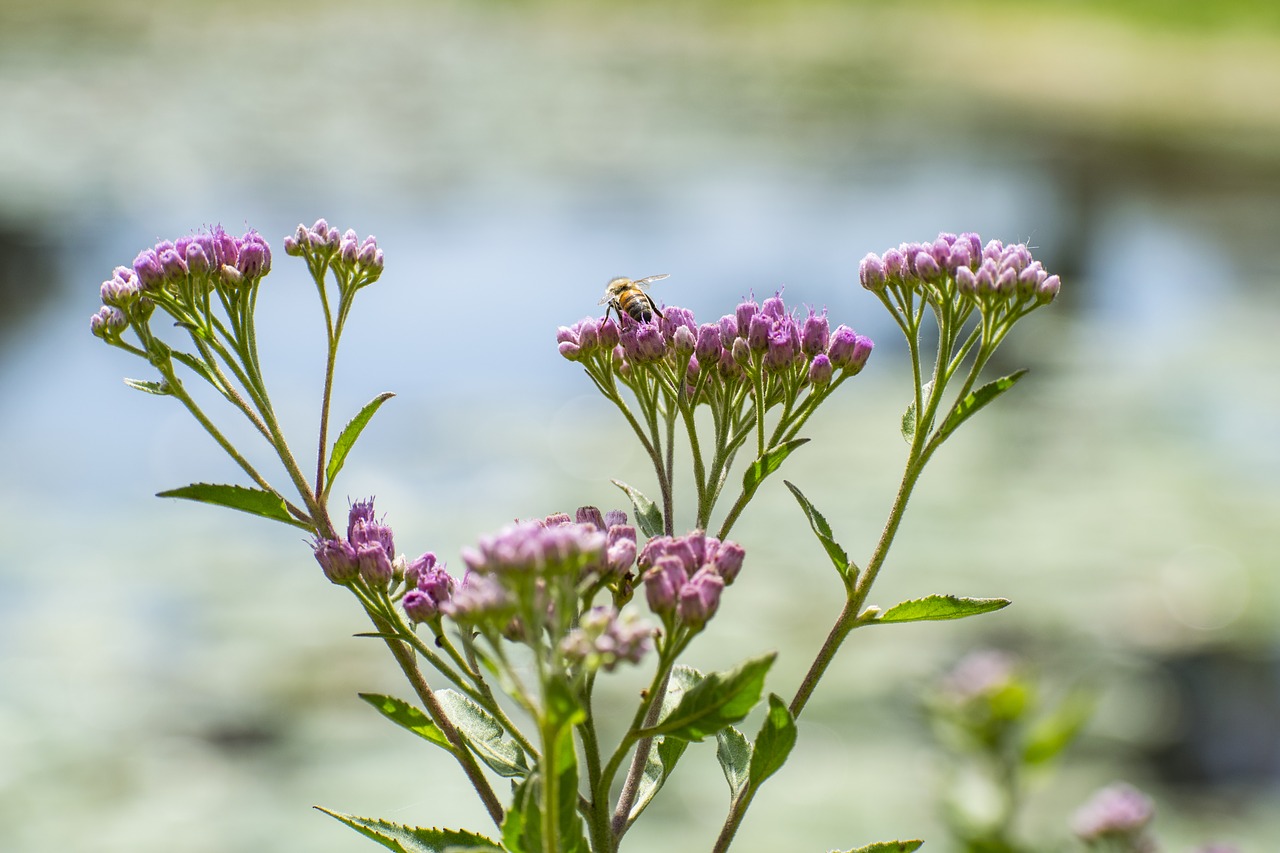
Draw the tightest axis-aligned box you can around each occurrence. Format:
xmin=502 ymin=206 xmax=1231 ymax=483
xmin=619 ymin=290 xmax=655 ymax=322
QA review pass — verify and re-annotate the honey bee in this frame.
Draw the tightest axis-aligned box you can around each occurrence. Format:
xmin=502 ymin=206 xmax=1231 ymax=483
xmin=599 ymin=274 xmax=670 ymax=324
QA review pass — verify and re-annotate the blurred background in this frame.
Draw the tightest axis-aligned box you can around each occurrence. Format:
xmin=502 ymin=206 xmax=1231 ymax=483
xmin=2 ymin=0 xmax=1279 ymax=850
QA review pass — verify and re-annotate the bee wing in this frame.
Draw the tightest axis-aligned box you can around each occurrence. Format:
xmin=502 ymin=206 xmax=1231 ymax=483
xmin=632 ymin=273 xmax=670 ymax=289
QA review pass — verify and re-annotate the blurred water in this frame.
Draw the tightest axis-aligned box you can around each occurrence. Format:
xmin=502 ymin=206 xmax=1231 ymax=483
xmin=2 ymin=2 xmax=1280 ymax=852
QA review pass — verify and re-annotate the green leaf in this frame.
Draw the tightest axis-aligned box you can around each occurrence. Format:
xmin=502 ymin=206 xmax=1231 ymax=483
xmin=716 ymin=726 xmax=751 ymax=797
xmin=324 ymin=391 xmax=395 ymax=499
xmin=611 ymin=479 xmax=663 ymax=538
xmin=784 ymin=480 xmax=853 ymax=580
xmin=834 ymin=841 xmax=924 ymax=853
xmin=123 ymin=377 xmax=171 ymax=395
xmin=503 ymin=766 xmax=589 ymax=853
xmin=874 ymin=595 xmax=1010 ymax=624
xmin=643 ymin=653 xmax=775 ymax=742
xmin=1022 ymin=689 xmax=1095 ymax=766
xmin=358 ymin=693 xmax=450 ymax=751
xmin=747 ymin=694 xmax=796 ymax=788
xmin=741 ymin=438 xmax=809 ymax=501
xmin=436 ymin=689 xmax=529 ymax=778
xmin=938 ymin=369 xmax=1027 ymax=439
xmin=900 ymin=381 xmax=932 ymax=443
xmin=314 ymin=808 xmax=500 ymax=853
xmin=630 ymin=735 xmax=688 ymax=821
xmin=156 ymin=483 xmax=310 ymax=530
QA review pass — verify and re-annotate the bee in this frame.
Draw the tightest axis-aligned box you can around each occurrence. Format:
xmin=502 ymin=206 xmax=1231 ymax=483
xmin=599 ymin=274 xmax=670 ymax=324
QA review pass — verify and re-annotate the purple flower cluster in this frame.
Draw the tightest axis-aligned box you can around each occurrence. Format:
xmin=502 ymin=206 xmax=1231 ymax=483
xmin=312 ymin=498 xmax=398 ymax=589
xmin=91 ymin=225 xmax=273 ymax=340
xmin=859 ymin=232 xmax=1060 ymax=309
xmin=460 ymin=507 xmax=637 ymax=583
xmin=283 ymin=218 xmax=383 ymax=286
xmin=559 ymin=606 xmax=654 ymax=672
xmin=1070 ymin=782 xmax=1156 ymax=845
xmin=558 ymin=292 xmax=872 ymax=397
xmin=402 ymin=551 xmax=457 ymax=624
xmin=638 ymin=530 xmax=744 ymax=629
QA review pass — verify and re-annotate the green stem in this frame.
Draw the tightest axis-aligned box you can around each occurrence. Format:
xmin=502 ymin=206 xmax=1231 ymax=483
xmin=366 ymin=608 xmax=505 ymax=828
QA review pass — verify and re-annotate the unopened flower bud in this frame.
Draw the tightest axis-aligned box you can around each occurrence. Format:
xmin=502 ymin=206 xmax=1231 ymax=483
xmin=604 ymin=510 xmax=628 ymax=528
xmin=881 ymin=248 xmax=907 ymax=281
xmin=402 ymin=589 xmax=440 ymax=623
xmin=956 ymin=266 xmax=978 ymax=295
xmin=358 ymin=542 xmax=393 ymax=588
xmin=709 ymin=539 xmax=745 ymax=583
xmin=747 ymin=314 xmax=771 ymax=352
xmin=672 ymin=325 xmax=696 ymax=356
xmin=236 ymin=231 xmax=271 ymax=279
xmin=597 ymin=317 xmax=621 ymax=348
xmin=314 ymin=538 xmax=359 ymax=585
xmin=158 ymin=248 xmax=188 ymax=280
xmin=1037 ymin=274 xmax=1060 ymax=303
xmin=801 ymin=311 xmax=829 ymax=356
xmin=576 ymin=506 xmax=606 ymax=530
xmin=808 ymin=353 xmax=833 ymax=386
xmin=735 ymin=300 xmax=758 ymax=337
xmin=696 ymin=323 xmax=722 ymax=363
xmin=133 ymin=250 xmax=165 ymax=290
xmin=678 ymin=567 xmax=724 ymax=626
xmin=995 ymin=267 xmax=1017 ymax=294
xmin=914 ymin=251 xmax=941 ymax=281
xmin=859 ymin=253 xmax=887 ymax=291
xmin=643 ymin=556 xmax=686 ymax=615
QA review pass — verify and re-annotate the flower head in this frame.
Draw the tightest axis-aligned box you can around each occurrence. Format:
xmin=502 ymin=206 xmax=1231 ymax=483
xmin=1071 ymin=783 xmax=1156 ymax=847
xmin=639 ymin=530 xmax=744 ymax=630
xmin=560 ymin=606 xmax=654 ymax=672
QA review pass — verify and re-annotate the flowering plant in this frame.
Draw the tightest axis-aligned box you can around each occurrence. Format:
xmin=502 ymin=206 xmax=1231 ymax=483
xmin=93 ymin=222 xmax=1063 ymax=852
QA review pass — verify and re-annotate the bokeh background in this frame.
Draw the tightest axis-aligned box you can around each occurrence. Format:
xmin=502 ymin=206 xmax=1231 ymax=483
xmin=2 ymin=1 xmax=1279 ymax=850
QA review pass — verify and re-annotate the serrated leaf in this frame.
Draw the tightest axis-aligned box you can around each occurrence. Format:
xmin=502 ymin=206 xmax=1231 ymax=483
xmin=1022 ymin=689 xmax=1095 ymax=766
xmin=123 ymin=377 xmax=171 ymax=395
xmin=610 ymin=479 xmax=663 ymax=538
xmin=874 ymin=595 xmax=1010 ymax=624
xmin=748 ymin=694 xmax=796 ymax=788
xmin=358 ymin=693 xmax=450 ymax=751
xmin=324 ymin=392 xmax=395 ymax=498
xmin=156 ymin=483 xmax=310 ymax=530
xmin=436 ymin=689 xmax=529 ymax=778
xmin=834 ymin=841 xmax=924 ymax=853
xmin=938 ymin=369 xmax=1027 ymax=439
xmin=716 ymin=726 xmax=751 ymax=797
xmin=784 ymin=480 xmax=853 ymax=579
xmin=643 ymin=653 xmax=774 ymax=742
xmin=314 ymin=808 xmax=499 ymax=853
xmin=741 ymin=438 xmax=809 ymax=499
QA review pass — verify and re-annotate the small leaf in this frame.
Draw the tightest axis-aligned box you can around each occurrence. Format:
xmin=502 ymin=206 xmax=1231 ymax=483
xmin=741 ymin=438 xmax=809 ymax=500
xmin=436 ymin=689 xmax=529 ymax=778
xmin=1023 ymin=689 xmax=1095 ymax=766
xmin=784 ymin=480 xmax=853 ymax=580
xmin=834 ymin=841 xmax=924 ymax=853
xmin=358 ymin=693 xmax=450 ymax=751
xmin=748 ymin=694 xmax=796 ymax=788
xmin=611 ymin=479 xmax=663 ymax=538
xmin=123 ymin=377 xmax=171 ymax=395
xmin=156 ymin=483 xmax=310 ymax=530
xmin=324 ymin=391 xmax=395 ymax=498
xmin=874 ymin=595 xmax=1010 ymax=624
xmin=938 ymin=369 xmax=1028 ymax=439
xmin=900 ymin=381 xmax=932 ymax=444
xmin=716 ymin=726 xmax=751 ymax=797
xmin=630 ymin=735 xmax=688 ymax=821
xmin=643 ymin=653 xmax=775 ymax=742
xmin=314 ymin=807 xmax=500 ymax=853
